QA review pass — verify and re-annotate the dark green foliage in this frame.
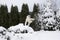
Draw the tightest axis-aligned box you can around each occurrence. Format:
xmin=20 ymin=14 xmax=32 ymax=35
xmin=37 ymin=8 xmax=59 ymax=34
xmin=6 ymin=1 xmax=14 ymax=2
xmin=31 ymin=4 xmax=39 ymax=18
xmin=30 ymin=4 xmax=40 ymax=31
xmin=0 ymin=4 xmax=29 ymax=28
xmin=0 ymin=4 xmax=40 ymax=31
xmin=20 ymin=4 xmax=29 ymax=24
xmin=0 ymin=5 xmax=20 ymax=28
xmin=0 ymin=5 xmax=9 ymax=28
xmin=9 ymin=5 xmax=19 ymax=26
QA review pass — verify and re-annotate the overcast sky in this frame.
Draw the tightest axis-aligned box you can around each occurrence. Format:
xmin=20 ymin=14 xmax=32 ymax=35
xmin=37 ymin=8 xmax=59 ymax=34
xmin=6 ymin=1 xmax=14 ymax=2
xmin=0 ymin=0 xmax=60 ymax=12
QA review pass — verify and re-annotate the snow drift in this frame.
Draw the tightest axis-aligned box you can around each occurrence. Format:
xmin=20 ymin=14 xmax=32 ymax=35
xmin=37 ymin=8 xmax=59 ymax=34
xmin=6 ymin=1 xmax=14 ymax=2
xmin=8 ymin=23 xmax=34 ymax=33
xmin=0 ymin=24 xmax=60 ymax=40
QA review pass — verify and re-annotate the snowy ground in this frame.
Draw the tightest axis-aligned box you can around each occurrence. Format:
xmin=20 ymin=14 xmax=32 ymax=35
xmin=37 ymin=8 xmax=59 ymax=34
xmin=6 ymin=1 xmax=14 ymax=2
xmin=0 ymin=23 xmax=60 ymax=40
xmin=31 ymin=31 xmax=60 ymax=40
xmin=0 ymin=31 xmax=60 ymax=40
xmin=6 ymin=31 xmax=60 ymax=40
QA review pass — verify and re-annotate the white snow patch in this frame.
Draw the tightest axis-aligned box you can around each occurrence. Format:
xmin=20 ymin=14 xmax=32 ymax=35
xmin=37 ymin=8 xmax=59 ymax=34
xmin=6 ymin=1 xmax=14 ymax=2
xmin=56 ymin=8 xmax=60 ymax=17
xmin=0 ymin=24 xmax=60 ymax=40
xmin=30 ymin=31 xmax=60 ymax=40
xmin=0 ymin=26 xmax=6 ymax=32
xmin=7 ymin=31 xmax=60 ymax=40
xmin=8 ymin=23 xmax=34 ymax=33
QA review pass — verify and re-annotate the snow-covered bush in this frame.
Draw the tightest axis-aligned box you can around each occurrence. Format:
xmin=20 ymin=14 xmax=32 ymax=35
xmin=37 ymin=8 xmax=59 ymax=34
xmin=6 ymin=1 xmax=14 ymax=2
xmin=0 ymin=26 xmax=7 ymax=35
xmin=8 ymin=23 xmax=34 ymax=34
xmin=0 ymin=26 xmax=7 ymax=40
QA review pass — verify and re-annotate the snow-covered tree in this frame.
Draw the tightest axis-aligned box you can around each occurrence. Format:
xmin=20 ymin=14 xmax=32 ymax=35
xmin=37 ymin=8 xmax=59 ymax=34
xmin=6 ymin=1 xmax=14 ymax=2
xmin=20 ymin=4 xmax=29 ymax=24
xmin=55 ymin=8 xmax=60 ymax=30
xmin=50 ymin=0 xmax=57 ymax=11
xmin=38 ymin=0 xmax=56 ymax=30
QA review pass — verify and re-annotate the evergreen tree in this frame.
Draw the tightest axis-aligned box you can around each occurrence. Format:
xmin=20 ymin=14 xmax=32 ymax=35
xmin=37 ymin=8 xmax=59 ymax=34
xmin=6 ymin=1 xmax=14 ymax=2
xmin=31 ymin=4 xmax=39 ymax=18
xmin=0 ymin=5 xmax=9 ymax=28
xmin=20 ymin=4 xmax=29 ymax=24
xmin=56 ymin=9 xmax=60 ymax=30
xmin=0 ymin=5 xmax=3 ymax=26
xmin=30 ymin=4 xmax=40 ymax=31
xmin=41 ymin=0 xmax=56 ymax=31
xmin=9 ymin=5 xmax=19 ymax=26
